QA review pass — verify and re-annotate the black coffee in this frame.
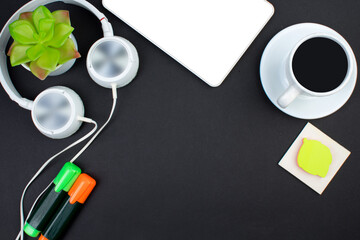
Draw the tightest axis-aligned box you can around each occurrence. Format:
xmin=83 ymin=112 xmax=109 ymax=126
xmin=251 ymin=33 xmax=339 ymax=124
xmin=292 ymin=37 xmax=348 ymax=92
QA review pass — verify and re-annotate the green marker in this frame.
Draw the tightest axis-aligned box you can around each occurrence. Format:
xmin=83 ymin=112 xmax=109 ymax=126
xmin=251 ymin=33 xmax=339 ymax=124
xmin=23 ymin=162 xmax=81 ymax=238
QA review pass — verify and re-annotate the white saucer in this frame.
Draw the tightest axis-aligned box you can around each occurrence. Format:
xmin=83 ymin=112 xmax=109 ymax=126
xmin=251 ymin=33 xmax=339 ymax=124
xmin=260 ymin=23 xmax=357 ymax=119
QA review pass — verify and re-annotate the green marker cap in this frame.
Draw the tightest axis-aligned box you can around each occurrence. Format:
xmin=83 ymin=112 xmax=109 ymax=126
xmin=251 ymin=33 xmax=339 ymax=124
xmin=53 ymin=162 xmax=81 ymax=192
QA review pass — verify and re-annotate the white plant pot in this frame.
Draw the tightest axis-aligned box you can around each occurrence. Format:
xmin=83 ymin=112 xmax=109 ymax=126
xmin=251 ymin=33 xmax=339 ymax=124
xmin=22 ymin=34 xmax=78 ymax=77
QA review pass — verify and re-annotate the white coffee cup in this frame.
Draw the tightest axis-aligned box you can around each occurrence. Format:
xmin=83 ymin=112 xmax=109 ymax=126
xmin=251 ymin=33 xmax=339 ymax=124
xmin=277 ymin=33 xmax=355 ymax=108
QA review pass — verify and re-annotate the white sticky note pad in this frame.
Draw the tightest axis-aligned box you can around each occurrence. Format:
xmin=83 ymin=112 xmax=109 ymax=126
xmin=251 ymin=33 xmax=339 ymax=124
xmin=103 ymin=0 xmax=274 ymax=87
xmin=279 ymin=123 xmax=351 ymax=194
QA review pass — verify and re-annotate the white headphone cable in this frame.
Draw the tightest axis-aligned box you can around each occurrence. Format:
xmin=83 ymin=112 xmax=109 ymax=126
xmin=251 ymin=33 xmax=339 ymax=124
xmin=70 ymin=83 xmax=117 ymax=164
xmin=16 ymin=84 xmax=118 ymax=240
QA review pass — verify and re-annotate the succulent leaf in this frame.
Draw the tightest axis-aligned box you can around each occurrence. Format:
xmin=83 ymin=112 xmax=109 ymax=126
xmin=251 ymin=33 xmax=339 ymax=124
xmin=38 ymin=18 xmax=55 ymax=42
xmin=45 ymin=23 xmax=74 ymax=48
xmin=26 ymin=44 xmax=46 ymax=61
xmin=9 ymin=20 xmax=39 ymax=45
xmin=30 ymin=61 xmax=51 ymax=80
xmin=19 ymin=12 xmax=33 ymax=24
xmin=58 ymin=38 xmax=81 ymax=65
xmin=36 ymin=47 xmax=60 ymax=71
xmin=52 ymin=10 xmax=71 ymax=26
xmin=32 ymin=6 xmax=54 ymax=33
xmin=7 ymin=41 xmax=19 ymax=56
xmin=9 ymin=45 xmax=32 ymax=66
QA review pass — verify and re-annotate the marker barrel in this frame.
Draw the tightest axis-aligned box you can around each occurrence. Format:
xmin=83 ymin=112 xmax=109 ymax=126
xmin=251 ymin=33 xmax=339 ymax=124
xmin=40 ymin=174 xmax=96 ymax=240
xmin=39 ymin=197 xmax=82 ymax=240
xmin=23 ymin=184 xmax=67 ymax=237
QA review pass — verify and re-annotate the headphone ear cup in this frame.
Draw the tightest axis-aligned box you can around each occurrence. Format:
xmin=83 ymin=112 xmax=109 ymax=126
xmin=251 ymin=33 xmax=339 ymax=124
xmin=31 ymin=86 xmax=85 ymax=139
xmin=87 ymin=36 xmax=139 ymax=88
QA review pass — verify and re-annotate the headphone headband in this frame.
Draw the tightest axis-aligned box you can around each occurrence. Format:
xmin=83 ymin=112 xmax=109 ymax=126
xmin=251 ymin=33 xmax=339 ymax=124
xmin=0 ymin=0 xmax=113 ymax=110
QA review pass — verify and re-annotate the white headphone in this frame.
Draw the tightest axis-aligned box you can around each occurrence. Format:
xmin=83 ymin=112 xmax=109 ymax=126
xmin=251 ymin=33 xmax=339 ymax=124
xmin=0 ymin=0 xmax=139 ymax=139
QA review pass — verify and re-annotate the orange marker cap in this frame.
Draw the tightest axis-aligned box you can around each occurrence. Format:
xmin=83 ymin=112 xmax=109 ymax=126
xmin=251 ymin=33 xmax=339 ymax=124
xmin=68 ymin=174 xmax=96 ymax=204
xmin=39 ymin=234 xmax=49 ymax=240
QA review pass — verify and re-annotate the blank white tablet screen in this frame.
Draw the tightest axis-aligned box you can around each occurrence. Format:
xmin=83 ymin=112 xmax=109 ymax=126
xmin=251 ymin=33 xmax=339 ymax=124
xmin=103 ymin=0 xmax=274 ymax=87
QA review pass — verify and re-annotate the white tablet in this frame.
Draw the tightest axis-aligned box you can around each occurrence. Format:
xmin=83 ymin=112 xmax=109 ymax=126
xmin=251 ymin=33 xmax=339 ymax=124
xmin=103 ymin=0 xmax=274 ymax=87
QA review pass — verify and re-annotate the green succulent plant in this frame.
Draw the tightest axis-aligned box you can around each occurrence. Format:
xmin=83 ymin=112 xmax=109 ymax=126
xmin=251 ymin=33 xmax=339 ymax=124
xmin=7 ymin=5 xmax=80 ymax=80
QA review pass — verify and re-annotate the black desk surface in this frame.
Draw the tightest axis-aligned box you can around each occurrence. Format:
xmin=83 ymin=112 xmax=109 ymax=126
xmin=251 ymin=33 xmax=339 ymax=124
xmin=1 ymin=0 xmax=360 ymax=239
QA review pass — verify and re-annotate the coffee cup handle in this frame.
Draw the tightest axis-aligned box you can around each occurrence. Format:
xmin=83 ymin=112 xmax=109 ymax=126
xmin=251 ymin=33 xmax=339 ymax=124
xmin=277 ymin=85 xmax=301 ymax=108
